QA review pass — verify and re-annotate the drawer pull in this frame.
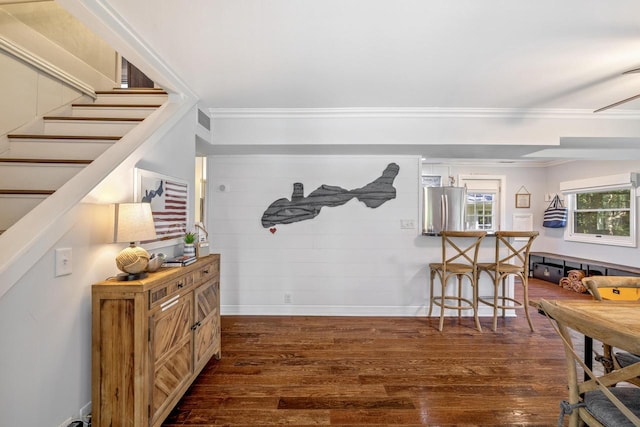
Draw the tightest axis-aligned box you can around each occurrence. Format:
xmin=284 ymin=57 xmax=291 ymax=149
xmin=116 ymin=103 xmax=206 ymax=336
xmin=160 ymin=294 xmax=180 ymax=311
xmin=203 ymin=269 xmax=209 ymax=274
xmin=177 ymin=282 xmax=184 ymax=289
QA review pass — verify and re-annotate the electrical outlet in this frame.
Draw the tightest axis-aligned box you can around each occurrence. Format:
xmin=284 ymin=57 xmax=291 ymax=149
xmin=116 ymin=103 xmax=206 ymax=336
xmin=55 ymin=248 xmax=72 ymax=277
xmin=284 ymin=292 xmax=292 ymax=304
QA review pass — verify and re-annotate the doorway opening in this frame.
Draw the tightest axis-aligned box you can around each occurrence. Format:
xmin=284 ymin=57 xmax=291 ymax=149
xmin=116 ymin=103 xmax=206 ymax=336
xmin=120 ymin=57 xmax=154 ymax=88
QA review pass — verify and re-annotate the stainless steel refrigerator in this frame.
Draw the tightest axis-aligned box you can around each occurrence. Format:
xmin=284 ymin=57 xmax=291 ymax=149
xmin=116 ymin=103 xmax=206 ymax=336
xmin=422 ymin=186 xmax=466 ymax=234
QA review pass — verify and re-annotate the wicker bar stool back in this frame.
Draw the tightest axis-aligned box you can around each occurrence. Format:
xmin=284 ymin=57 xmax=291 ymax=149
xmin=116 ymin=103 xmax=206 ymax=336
xmin=477 ymin=230 xmax=538 ymax=332
xmin=428 ymin=230 xmax=487 ymax=332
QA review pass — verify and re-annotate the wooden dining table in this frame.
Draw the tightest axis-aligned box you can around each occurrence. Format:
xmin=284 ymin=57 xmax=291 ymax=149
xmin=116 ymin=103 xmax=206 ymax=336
xmin=538 ymin=299 xmax=640 ymax=382
xmin=538 ymin=299 xmax=640 ymax=427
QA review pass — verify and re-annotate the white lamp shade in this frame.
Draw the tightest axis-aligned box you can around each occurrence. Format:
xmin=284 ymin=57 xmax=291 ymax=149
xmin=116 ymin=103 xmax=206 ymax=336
xmin=113 ymin=203 xmax=157 ymax=243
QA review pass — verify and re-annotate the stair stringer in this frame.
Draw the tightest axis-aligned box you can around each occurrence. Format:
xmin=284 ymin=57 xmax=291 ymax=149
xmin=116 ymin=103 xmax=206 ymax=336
xmin=0 ymin=94 xmax=197 ymax=300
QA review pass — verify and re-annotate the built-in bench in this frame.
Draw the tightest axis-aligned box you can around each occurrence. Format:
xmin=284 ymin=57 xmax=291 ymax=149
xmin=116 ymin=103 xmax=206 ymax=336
xmin=530 ymin=251 xmax=640 ymax=284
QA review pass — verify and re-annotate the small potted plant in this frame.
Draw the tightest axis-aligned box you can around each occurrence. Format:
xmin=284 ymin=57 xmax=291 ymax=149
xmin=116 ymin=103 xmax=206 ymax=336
xmin=184 ymin=231 xmax=196 ymax=257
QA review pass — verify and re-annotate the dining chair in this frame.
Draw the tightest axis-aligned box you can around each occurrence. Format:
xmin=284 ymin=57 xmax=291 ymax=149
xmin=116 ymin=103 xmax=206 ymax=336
xmin=477 ymin=230 xmax=538 ymax=332
xmin=583 ymin=275 xmax=640 ymax=387
xmin=540 ymin=299 xmax=640 ymax=427
xmin=428 ymin=230 xmax=487 ymax=332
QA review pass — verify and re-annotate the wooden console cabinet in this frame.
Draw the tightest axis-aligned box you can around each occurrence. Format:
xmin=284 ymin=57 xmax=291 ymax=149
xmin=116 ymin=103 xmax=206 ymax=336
xmin=92 ymin=254 xmax=220 ymax=427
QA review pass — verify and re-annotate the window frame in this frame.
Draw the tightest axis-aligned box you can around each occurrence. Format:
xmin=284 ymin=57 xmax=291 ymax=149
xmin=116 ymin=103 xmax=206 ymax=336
xmin=458 ymin=175 xmax=506 ymax=232
xmin=563 ymin=184 xmax=637 ymax=247
xmin=466 ymin=192 xmax=497 ymax=231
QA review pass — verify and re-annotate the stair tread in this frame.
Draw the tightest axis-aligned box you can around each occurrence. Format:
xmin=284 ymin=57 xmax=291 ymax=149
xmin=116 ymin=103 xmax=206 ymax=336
xmin=7 ymin=134 xmax=121 ymax=140
xmin=111 ymin=87 xmax=165 ymax=90
xmin=0 ymin=189 xmax=55 ymax=195
xmin=3 ymin=89 xmax=163 ymax=233
xmin=97 ymin=89 xmax=167 ymax=95
xmin=0 ymin=158 xmax=92 ymax=164
xmin=43 ymin=116 xmax=144 ymax=122
xmin=72 ymin=103 xmax=162 ymax=108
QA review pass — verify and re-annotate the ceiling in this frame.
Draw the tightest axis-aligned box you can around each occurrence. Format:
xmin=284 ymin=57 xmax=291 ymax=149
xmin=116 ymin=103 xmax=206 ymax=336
xmin=66 ymin=0 xmax=640 ymax=162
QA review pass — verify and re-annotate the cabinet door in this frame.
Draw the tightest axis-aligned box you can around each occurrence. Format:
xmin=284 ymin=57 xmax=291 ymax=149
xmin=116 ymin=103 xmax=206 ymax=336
xmin=149 ymin=292 xmax=194 ymax=425
xmin=193 ymin=277 xmax=221 ymax=373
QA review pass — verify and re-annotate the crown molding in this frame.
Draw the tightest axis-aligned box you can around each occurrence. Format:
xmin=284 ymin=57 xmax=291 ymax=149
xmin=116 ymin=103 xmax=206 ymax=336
xmin=422 ymin=158 xmax=574 ymax=168
xmin=209 ymin=107 xmax=640 ymax=120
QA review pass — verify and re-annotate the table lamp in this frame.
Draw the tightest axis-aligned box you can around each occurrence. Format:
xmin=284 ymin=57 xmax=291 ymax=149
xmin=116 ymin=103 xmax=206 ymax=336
xmin=113 ymin=202 xmax=157 ymax=281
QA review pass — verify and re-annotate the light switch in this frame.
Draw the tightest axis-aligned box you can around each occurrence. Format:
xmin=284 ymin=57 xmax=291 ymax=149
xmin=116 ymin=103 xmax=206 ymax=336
xmin=400 ymin=219 xmax=415 ymax=229
xmin=55 ymin=248 xmax=72 ymax=277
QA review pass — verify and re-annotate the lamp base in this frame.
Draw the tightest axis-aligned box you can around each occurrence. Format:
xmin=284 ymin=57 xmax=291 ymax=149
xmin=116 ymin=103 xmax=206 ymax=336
xmin=116 ymin=272 xmax=149 ymax=281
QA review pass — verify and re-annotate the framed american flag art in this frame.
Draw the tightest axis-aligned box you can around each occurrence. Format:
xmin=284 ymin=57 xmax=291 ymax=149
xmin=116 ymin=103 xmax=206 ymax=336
xmin=135 ymin=168 xmax=190 ymax=247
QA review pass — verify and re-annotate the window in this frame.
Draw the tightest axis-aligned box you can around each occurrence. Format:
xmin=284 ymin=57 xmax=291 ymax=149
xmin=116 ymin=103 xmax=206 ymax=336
xmin=466 ymin=193 xmax=495 ymax=230
xmin=458 ymin=175 xmax=505 ymax=232
xmin=565 ymin=188 xmax=635 ymax=246
xmin=561 ymin=173 xmax=638 ymax=247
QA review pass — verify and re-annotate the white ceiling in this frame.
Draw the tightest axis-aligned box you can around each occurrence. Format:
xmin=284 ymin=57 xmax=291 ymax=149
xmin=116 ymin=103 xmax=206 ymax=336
xmin=66 ymin=0 xmax=640 ymax=162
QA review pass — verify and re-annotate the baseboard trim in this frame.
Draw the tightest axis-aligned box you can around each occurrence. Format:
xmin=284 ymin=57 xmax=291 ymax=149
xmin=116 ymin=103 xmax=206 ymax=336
xmin=221 ymin=304 xmax=513 ymax=317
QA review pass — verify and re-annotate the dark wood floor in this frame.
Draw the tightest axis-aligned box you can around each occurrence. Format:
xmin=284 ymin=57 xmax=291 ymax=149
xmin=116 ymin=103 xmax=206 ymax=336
xmin=164 ymin=278 xmax=592 ymax=426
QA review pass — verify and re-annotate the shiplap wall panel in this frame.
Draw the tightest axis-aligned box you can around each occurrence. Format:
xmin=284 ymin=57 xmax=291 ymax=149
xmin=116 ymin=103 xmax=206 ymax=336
xmin=209 ymin=155 xmax=426 ymax=316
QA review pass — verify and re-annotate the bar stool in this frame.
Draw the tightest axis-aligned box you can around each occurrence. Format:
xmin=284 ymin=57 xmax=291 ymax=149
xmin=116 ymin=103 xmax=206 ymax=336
xmin=428 ymin=230 xmax=487 ymax=332
xmin=477 ymin=231 xmax=539 ymax=332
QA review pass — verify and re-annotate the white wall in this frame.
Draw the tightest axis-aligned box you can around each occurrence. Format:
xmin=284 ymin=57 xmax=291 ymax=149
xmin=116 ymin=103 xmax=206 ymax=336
xmin=0 ymin=50 xmax=82 ymax=137
xmin=0 ymin=203 xmax=114 ymax=427
xmin=209 ymin=156 xmax=553 ymax=316
xmin=210 ymin=155 xmax=429 ymax=315
xmin=0 ymin=105 xmax=197 ymax=427
xmin=443 ymin=160 xmax=640 ymax=269
xmin=210 ymin=156 xmax=640 ymax=317
xmin=1 ymin=2 xmax=117 ymax=81
xmin=441 ymin=162 xmax=548 ymax=232
xmin=537 ymin=160 xmax=640 ymax=266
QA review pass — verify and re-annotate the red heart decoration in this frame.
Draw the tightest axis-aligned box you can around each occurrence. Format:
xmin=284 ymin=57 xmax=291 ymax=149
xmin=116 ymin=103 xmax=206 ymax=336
xmin=269 ymin=227 xmax=277 ymax=234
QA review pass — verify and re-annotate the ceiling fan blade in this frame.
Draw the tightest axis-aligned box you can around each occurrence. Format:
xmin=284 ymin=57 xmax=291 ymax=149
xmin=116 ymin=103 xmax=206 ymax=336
xmin=623 ymin=68 xmax=640 ymax=74
xmin=594 ymin=93 xmax=640 ymax=113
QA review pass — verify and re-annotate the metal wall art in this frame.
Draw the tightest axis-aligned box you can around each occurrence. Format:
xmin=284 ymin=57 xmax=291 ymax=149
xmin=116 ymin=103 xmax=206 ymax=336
xmin=261 ymin=163 xmax=400 ymax=229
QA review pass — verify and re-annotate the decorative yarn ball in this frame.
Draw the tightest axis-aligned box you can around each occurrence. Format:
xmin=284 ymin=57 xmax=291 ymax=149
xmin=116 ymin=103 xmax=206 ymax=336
xmin=116 ymin=246 xmax=150 ymax=274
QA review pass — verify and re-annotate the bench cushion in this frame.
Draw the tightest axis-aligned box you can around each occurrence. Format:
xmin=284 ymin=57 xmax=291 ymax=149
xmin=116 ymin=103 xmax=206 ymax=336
xmin=584 ymin=387 xmax=640 ymax=427
xmin=616 ymin=352 xmax=640 ymax=368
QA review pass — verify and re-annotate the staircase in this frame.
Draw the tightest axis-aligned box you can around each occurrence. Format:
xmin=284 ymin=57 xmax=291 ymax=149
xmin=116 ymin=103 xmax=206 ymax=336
xmin=0 ymin=88 xmax=168 ymax=234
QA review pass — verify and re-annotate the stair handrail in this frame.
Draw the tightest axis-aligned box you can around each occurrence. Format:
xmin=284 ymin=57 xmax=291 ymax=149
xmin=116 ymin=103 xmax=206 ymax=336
xmin=0 ymin=35 xmax=96 ymax=100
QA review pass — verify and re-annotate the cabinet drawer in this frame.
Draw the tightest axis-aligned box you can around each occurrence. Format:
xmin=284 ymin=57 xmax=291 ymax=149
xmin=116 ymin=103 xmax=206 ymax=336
xmin=149 ymin=273 xmax=193 ymax=309
xmin=193 ymin=260 xmax=218 ymax=285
